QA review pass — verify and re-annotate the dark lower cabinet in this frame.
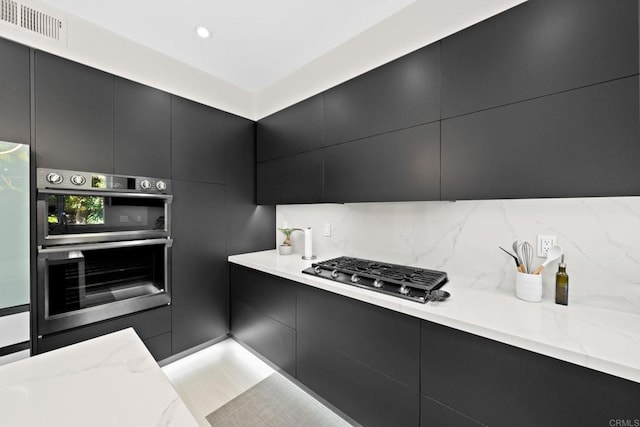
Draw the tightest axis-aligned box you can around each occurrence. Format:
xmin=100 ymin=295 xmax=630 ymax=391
xmin=0 ymin=38 xmax=30 ymax=144
xmin=420 ymin=395 xmax=484 ymax=427
xmin=229 ymin=264 xmax=296 ymax=375
xmin=35 ymin=306 xmax=171 ymax=361
xmin=296 ymin=285 xmax=421 ymax=427
xmin=420 ymin=320 xmax=640 ymax=427
xmin=256 ymin=150 xmax=323 ymax=204
xmin=171 ymin=180 xmax=228 ymax=354
xmin=441 ymin=76 xmax=640 ymax=200
xmin=323 ymin=122 xmax=440 ymax=202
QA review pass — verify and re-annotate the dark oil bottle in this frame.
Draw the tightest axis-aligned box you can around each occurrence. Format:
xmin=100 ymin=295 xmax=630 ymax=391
xmin=555 ymin=255 xmax=568 ymax=305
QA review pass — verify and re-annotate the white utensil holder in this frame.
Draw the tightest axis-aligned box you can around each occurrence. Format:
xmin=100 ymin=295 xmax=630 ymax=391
xmin=516 ymin=272 xmax=542 ymax=302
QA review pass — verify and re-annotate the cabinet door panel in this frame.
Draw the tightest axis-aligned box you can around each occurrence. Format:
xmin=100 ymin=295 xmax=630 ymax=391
xmin=297 ymin=285 xmax=420 ymax=390
xmin=231 ymin=300 xmax=295 ymax=376
xmin=420 ymin=395 xmax=484 ymax=427
xmin=171 ymin=96 xmax=227 ymax=184
xmin=34 ymin=52 xmax=114 ymax=172
xmin=256 ymin=151 xmax=323 ymax=204
xmin=441 ymin=0 xmax=638 ymax=118
xmin=171 ymin=180 xmax=227 ymax=354
xmin=297 ymin=333 xmax=419 ymax=427
xmin=324 ymin=123 xmax=440 ymax=202
xmin=324 ymin=43 xmax=440 ymax=145
xmin=230 ymin=264 xmax=296 ymax=328
xmin=0 ymin=38 xmax=30 ymax=144
xmin=225 ymin=115 xmax=275 ymax=255
xmin=257 ymin=94 xmax=323 ymax=162
xmin=114 ymin=78 xmax=171 ymax=178
xmin=441 ymin=77 xmax=640 ymax=200
xmin=420 ymin=320 xmax=640 ymax=427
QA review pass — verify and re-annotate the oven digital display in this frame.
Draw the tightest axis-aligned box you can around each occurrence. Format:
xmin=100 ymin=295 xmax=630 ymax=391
xmin=91 ymin=175 xmax=106 ymax=189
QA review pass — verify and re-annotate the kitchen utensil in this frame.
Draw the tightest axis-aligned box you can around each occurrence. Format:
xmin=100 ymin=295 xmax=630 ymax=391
xmin=499 ymin=246 xmax=523 ymax=272
xmin=513 ymin=240 xmax=524 ymax=270
xmin=520 ymin=241 xmax=534 ymax=274
xmin=533 ymin=245 xmax=562 ymax=275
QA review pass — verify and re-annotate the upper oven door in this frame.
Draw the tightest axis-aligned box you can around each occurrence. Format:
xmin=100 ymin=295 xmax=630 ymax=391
xmin=37 ymin=189 xmax=172 ymax=246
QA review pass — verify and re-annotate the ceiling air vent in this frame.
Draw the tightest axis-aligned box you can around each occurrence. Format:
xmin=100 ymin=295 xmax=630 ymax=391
xmin=1 ymin=0 xmax=64 ymax=41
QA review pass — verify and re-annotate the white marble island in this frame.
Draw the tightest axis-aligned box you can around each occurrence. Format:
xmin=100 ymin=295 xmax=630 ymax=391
xmin=0 ymin=328 xmax=198 ymax=427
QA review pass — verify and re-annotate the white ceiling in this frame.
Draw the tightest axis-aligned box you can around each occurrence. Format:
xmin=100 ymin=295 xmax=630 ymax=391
xmin=38 ymin=0 xmax=418 ymax=92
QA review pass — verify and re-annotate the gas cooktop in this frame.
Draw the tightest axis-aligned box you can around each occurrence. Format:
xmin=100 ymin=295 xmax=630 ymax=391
xmin=302 ymin=256 xmax=449 ymax=303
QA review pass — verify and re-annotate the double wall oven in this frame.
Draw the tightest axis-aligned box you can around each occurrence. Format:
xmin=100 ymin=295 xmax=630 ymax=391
xmin=36 ymin=168 xmax=172 ymax=336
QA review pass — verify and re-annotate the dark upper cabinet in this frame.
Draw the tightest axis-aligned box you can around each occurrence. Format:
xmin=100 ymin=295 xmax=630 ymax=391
xmin=0 ymin=38 xmax=30 ymax=144
xmin=323 ymin=122 xmax=440 ymax=202
xmin=257 ymin=94 xmax=324 ymax=162
xmin=441 ymin=0 xmax=639 ymax=118
xmin=441 ymin=76 xmax=640 ymax=200
xmin=34 ymin=51 xmax=114 ymax=172
xmin=324 ymin=43 xmax=440 ymax=145
xmin=420 ymin=320 xmax=640 ymax=427
xmin=171 ymin=180 xmax=227 ymax=354
xmin=171 ymin=96 xmax=227 ymax=184
xmin=114 ymin=78 xmax=171 ymax=178
xmin=256 ymin=150 xmax=323 ymax=204
xmin=225 ymin=114 xmax=275 ymax=255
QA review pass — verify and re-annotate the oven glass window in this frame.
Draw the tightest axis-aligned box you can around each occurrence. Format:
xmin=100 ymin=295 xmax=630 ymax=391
xmin=47 ymin=245 xmax=165 ymax=316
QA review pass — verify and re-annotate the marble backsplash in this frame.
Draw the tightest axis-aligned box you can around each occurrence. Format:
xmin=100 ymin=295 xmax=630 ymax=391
xmin=276 ymin=198 xmax=640 ymax=314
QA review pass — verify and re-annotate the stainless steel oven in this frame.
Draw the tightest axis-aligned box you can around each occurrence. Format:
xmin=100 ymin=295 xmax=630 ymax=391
xmin=36 ymin=168 xmax=173 ymax=336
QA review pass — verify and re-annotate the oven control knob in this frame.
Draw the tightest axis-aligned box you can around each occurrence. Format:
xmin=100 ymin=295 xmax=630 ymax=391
xmin=399 ymin=285 xmax=410 ymax=295
xmin=313 ymin=266 xmax=322 ymax=274
xmin=46 ymin=172 xmax=63 ymax=184
xmin=70 ymin=175 xmax=86 ymax=186
xmin=331 ymin=269 xmax=339 ymax=279
xmin=156 ymin=180 xmax=167 ymax=191
xmin=373 ymin=279 xmax=384 ymax=288
xmin=351 ymin=274 xmax=360 ymax=283
xmin=140 ymin=179 xmax=152 ymax=190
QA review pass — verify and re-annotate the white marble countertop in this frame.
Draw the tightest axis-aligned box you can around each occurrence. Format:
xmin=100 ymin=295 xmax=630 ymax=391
xmin=229 ymin=250 xmax=640 ymax=384
xmin=0 ymin=328 xmax=198 ymax=427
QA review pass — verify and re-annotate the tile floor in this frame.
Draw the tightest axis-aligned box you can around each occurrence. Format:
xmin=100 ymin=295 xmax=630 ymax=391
xmin=162 ymin=339 xmax=275 ymax=427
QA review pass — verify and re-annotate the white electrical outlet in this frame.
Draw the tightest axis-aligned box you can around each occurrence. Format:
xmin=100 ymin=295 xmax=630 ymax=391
xmin=537 ymin=234 xmax=557 ymax=257
xmin=323 ymin=223 xmax=331 ymax=237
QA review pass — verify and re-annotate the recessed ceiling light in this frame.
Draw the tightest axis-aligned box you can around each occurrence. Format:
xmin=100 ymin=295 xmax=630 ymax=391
xmin=196 ymin=26 xmax=210 ymax=39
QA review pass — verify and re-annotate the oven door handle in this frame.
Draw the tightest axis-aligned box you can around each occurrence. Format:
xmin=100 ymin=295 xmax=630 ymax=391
xmin=38 ymin=238 xmax=173 ymax=254
xmin=37 ymin=188 xmax=173 ymax=202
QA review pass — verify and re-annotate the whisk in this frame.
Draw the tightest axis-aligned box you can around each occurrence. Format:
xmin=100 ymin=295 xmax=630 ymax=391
xmin=520 ymin=242 xmax=534 ymax=274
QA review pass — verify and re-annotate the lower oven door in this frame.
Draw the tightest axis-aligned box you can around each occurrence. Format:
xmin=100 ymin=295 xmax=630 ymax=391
xmin=37 ymin=238 xmax=171 ymax=336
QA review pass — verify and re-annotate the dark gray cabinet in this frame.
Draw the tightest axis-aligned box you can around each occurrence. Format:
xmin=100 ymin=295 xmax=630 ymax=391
xmin=297 ymin=285 xmax=420 ymax=427
xmin=420 ymin=395 xmax=484 ymax=427
xmin=324 ymin=43 xmax=440 ymax=145
xmin=34 ymin=51 xmax=114 ymax=172
xmin=257 ymin=94 xmax=324 ymax=162
xmin=256 ymin=150 xmax=323 ymax=204
xmin=0 ymin=38 xmax=30 ymax=144
xmin=225 ymin=115 xmax=275 ymax=255
xmin=114 ymin=78 xmax=171 ymax=178
xmin=171 ymin=96 xmax=228 ymax=184
xmin=323 ymin=123 xmax=440 ymax=202
xmin=441 ymin=76 xmax=640 ymax=200
xmin=229 ymin=264 xmax=296 ymax=375
xmin=441 ymin=0 xmax=638 ymax=118
xmin=171 ymin=180 xmax=228 ymax=354
xmin=35 ymin=306 xmax=172 ymax=361
xmin=420 ymin=320 xmax=640 ymax=427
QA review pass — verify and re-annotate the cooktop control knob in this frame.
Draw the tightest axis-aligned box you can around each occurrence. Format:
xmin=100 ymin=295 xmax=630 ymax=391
xmin=331 ymin=269 xmax=339 ymax=279
xmin=140 ymin=179 xmax=152 ymax=190
xmin=156 ymin=180 xmax=167 ymax=191
xmin=313 ymin=266 xmax=322 ymax=274
xmin=399 ymin=285 xmax=410 ymax=295
xmin=373 ymin=279 xmax=384 ymax=288
xmin=46 ymin=172 xmax=63 ymax=184
xmin=70 ymin=175 xmax=86 ymax=186
xmin=350 ymin=274 xmax=360 ymax=283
